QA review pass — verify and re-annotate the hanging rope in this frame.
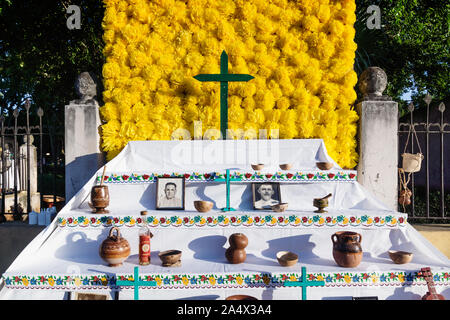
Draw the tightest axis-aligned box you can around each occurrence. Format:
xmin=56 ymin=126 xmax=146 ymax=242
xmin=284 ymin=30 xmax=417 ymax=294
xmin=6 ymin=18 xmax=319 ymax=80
xmin=398 ymin=168 xmax=412 ymax=213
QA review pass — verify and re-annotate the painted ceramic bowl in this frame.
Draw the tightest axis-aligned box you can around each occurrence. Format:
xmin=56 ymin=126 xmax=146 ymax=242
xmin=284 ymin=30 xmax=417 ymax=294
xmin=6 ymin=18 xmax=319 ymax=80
xmin=279 ymin=163 xmax=293 ymax=170
xmin=272 ymin=203 xmax=288 ymax=212
xmin=316 ymin=162 xmax=333 ymax=170
xmin=251 ymin=163 xmax=264 ymax=170
xmin=388 ymin=250 xmax=413 ymax=264
xmin=194 ymin=200 xmax=213 ymax=213
xmin=158 ymin=250 xmax=182 ymax=265
xmin=276 ymin=251 xmax=299 ymax=267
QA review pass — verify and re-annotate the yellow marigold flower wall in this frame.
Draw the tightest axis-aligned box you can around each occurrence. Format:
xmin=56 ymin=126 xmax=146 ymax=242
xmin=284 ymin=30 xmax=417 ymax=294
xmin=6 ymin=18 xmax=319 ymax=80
xmin=101 ymin=0 xmax=359 ymax=168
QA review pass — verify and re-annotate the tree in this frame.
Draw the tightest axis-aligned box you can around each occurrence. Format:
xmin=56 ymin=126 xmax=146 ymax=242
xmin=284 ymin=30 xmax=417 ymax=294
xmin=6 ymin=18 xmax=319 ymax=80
xmin=0 ymin=0 xmax=105 ymax=131
xmin=354 ymin=0 xmax=449 ymax=115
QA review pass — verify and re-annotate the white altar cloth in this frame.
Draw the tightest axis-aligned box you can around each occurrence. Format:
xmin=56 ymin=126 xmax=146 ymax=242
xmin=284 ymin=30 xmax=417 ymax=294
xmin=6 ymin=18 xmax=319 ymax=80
xmin=1 ymin=139 xmax=449 ymax=300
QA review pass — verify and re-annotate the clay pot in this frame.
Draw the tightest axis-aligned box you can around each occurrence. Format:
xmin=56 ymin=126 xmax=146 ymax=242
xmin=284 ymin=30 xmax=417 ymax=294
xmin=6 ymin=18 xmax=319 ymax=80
xmin=276 ymin=251 xmax=298 ymax=267
xmin=226 ymin=233 xmax=248 ymax=264
xmin=388 ymin=250 xmax=413 ymax=264
xmin=251 ymin=164 xmax=264 ymax=170
xmin=225 ymin=295 xmax=258 ymax=300
xmin=159 ymin=250 xmax=182 ymax=266
xmin=91 ymin=185 xmax=110 ymax=214
xmin=228 ymin=233 xmax=248 ymax=249
xmin=316 ymin=162 xmax=333 ymax=170
xmin=194 ymin=200 xmax=213 ymax=213
xmin=279 ymin=163 xmax=292 ymax=170
xmin=99 ymin=227 xmax=130 ymax=267
xmin=331 ymin=231 xmax=363 ymax=268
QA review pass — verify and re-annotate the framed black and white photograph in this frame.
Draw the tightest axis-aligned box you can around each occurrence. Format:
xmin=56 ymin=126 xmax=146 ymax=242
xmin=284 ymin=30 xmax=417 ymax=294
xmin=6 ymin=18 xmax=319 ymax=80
xmin=156 ymin=177 xmax=185 ymax=210
xmin=252 ymin=182 xmax=281 ymax=210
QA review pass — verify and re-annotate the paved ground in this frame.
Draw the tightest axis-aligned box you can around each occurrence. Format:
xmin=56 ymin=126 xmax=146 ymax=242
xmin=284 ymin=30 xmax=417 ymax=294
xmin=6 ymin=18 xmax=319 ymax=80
xmin=0 ymin=222 xmax=45 ymax=275
xmin=0 ymin=223 xmax=448 ymax=276
xmin=411 ymin=224 xmax=450 ymax=259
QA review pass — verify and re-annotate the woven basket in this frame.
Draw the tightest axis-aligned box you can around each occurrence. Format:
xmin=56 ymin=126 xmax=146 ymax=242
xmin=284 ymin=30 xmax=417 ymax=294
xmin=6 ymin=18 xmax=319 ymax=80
xmin=401 ymin=153 xmax=423 ymax=173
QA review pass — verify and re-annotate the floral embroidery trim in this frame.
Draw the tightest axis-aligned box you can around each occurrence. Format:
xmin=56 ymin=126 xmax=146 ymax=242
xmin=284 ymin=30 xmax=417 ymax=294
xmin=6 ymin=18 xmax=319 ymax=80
xmin=95 ymin=171 xmax=357 ymax=184
xmin=57 ymin=214 xmax=407 ymax=228
xmin=4 ymin=271 xmax=449 ymax=289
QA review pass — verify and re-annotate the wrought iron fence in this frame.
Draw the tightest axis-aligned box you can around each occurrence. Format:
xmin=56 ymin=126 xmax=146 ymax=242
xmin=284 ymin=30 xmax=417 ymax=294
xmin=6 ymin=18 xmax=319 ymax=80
xmin=0 ymin=99 xmax=64 ymax=221
xmin=398 ymin=95 xmax=449 ymax=221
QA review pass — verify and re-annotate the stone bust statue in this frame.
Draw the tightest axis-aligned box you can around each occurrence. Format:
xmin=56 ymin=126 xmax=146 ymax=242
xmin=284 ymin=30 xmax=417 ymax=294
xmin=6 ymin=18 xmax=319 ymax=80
xmin=72 ymin=72 xmax=98 ymax=105
xmin=358 ymin=67 xmax=391 ymax=101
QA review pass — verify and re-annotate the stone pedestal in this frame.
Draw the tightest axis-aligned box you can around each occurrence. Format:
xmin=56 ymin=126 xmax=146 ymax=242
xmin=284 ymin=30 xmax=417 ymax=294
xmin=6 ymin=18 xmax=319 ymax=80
xmin=356 ymin=100 xmax=398 ymax=210
xmin=65 ymin=102 xmax=104 ymax=203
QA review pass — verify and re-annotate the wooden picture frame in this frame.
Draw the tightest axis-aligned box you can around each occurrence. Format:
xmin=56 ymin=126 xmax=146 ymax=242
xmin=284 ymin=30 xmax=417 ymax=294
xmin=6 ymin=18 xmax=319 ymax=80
xmin=252 ymin=182 xmax=281 ymax=210
xmin=156 ymin=177 xmax=185 ymax=210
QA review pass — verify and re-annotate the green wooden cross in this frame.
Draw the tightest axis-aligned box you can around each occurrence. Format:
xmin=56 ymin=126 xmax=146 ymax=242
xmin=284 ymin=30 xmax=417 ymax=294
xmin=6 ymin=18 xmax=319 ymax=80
xmin=193 ymin=50 xmax=254 ymax=139
xmin=284 ymin=267 xmax=325 ymax=300
xmin=116 ymin=267 xmax=156 ymax=300
xmin=214 ymin=169 xmax=241 ymax=212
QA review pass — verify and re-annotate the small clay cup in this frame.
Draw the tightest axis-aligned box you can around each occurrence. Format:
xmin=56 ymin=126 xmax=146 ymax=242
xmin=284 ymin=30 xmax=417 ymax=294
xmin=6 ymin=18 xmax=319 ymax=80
xmin=91 ymin=185 xmax=110 ymax=214
xmin=272 ymin=203 xmax=288 ymax=212
xmin=316 ymin=162 xmax=333 ymax=170
xmin=251 ymin=164 xmax=264 ymax=170
xmin=194 ymin=200 xmax=213 ymax=213
xmin=159 ymin=250 xmax=182 ymax=265
xmin=276 ymin=251 xmax=299 ymax=267
xmin=388 ymin=250 xmax=413 ymax=264
xmin=279 ymin=163 xmax=292 ymax=170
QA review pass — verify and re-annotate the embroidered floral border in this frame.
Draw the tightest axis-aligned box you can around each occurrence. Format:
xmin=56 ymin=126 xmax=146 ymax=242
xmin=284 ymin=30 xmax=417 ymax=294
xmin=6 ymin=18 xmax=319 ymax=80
xmin=95 ymin=171 xmax=357 ymax=184
xmin=3 ymin=271 xmax=449 ymax=290
xmin=56 ymin=214 xmax=407 ymax=229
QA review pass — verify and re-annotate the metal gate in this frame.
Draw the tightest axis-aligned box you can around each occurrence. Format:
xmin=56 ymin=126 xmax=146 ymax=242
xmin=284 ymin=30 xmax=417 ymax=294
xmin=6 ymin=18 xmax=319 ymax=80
xmin=398 ymin=95 xmax=449 ymax=221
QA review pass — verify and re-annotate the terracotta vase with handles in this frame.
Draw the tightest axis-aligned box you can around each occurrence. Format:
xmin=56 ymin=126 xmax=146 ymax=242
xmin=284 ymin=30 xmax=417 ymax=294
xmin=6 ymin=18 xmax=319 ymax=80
xmin=99 ymin=227 xmax=130 ymax=267
xmin=91 ymin=185 xmax=110 ymax=213
xmin=331 ymin=231 xmax=363 ymax=268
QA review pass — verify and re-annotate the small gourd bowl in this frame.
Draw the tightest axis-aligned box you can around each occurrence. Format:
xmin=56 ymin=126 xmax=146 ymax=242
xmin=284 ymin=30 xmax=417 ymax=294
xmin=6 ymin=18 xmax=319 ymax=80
xmin=276 ymin=251 xmax=299 ymax=267
xmin=279 ymin=163 xmax=293 ymax=170
xmin=194 ymin=200 xmax=213 ymax=213
xmin=251 ymin=163 xmax=264 ymax=170
xmin=388 ymin=250 xmax=413 ymax=264
xmin=272 ymin=203 xmax=288 ymax=212
xmin=316 ymin=162 xmax=333 ymax=170
xmin=158 ymin=250 xmax=182 ymax=265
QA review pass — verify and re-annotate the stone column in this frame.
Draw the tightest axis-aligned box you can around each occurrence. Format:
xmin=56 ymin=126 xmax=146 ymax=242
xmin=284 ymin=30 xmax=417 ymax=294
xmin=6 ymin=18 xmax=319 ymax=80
xmin=65 ymin=72 xmax=105 ymax=203
xmin=356 ymin=67 xmax=398 ymax=210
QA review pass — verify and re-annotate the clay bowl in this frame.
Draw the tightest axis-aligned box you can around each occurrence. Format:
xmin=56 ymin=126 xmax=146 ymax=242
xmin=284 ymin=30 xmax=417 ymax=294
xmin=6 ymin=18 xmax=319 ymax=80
xmin=279 ymin=163 xmax=293 ymax=170
xmin=159 ymin=250 xmax=182 ymax=265
xmin=276 ymin=251 xmax=299 ymax=267
xmin=194 ymin=200 xmax=213 ymax=213
xmin=225 ymin=295 xmax=258 ymax=301
xmin=251 ymin=163 xmax=264 ymax=170
xmin=316 ymin=162 xmax=333 ymax=170
xmin=272 ymin=202 xmax=288 ymax=212
xmin=388 ymin=250 xmax=413 ymax=264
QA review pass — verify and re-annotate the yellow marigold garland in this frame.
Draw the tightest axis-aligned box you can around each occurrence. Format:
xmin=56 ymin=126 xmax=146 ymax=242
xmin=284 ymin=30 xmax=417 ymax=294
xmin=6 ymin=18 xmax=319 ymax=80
xmin=101 ymin=0 xmax=359 ymax=168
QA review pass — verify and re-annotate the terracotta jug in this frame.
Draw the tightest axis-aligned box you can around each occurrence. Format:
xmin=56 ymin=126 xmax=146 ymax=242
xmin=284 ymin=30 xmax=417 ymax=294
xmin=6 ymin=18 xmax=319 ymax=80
xmin=225 ymin=233 xmax=248 ymax=264
xmin=91 ymin=185 xmax=110 ymax=213
xmin=99 ymin=227 xmax=130 ymax=267
xmin=331 ymin=231 xmax=363 ymax=268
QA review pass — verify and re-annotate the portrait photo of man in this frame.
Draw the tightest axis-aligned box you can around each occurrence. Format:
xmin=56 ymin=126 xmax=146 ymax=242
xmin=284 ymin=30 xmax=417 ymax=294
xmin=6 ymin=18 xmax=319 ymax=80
xmin=156 ymin=177 xmax=185 ymax=210
xmin=252 ymin=182 xmax=281 ymax=210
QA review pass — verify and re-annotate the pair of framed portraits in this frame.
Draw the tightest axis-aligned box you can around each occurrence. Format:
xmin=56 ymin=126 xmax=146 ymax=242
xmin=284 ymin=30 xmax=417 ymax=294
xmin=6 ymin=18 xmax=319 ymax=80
xmin=155 ymin=177 xmax=282 ymax=211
